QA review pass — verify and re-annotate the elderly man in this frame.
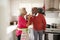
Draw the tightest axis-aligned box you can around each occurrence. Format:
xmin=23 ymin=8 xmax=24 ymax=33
xmin=30 ymin=7 xmax=46 ymax=40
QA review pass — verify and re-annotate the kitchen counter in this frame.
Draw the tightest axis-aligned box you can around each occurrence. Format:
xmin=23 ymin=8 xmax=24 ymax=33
xmin=7 ymin=25 xmax=60 ymax=40
xmin=45 ymin=28 xmax=60 ymax=34
xmin=7 ymin=25 xmax=17 ymax=34
xmin=7 ymin=25 xmax=60 ymax=34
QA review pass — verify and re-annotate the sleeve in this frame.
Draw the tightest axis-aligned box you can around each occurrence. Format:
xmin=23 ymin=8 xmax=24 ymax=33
xmin=29 ymin=17 xmax=33 ymax=25
xmin=17 ymin=16 xmax=26 ymax=27
xmin=42 ymin=16 xmax=46 ymax=30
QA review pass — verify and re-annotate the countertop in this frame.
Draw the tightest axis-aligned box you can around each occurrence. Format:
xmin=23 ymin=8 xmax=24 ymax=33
xmin=45 ymin=28 xmax=60 ymax=34
xmin=7 ymin=25 xmax=17 ymax=34
xmin=7 ymin=25 xmax=60 ymax=34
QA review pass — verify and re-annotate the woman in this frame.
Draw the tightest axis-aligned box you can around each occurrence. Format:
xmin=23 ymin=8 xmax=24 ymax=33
xmin=16 ymin=8 xmax=30 ymax=40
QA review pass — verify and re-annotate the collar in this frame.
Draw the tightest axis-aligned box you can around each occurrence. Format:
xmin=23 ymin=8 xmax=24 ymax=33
xmin=36 ymin=13 xmax=39 ymax=16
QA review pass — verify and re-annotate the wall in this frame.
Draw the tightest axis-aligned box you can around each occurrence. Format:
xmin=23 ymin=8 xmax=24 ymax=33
xmin=10 ymin=0 xmax=60 ymax=24
xmin=10 ymin=0 xmax=44 ymax=16
xmin=0 ymin=0 xmax=10 ymax=40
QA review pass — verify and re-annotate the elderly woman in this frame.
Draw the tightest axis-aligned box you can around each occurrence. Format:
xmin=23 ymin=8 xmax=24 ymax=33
xmin=16 ymin=8 xmax=30 ymax=40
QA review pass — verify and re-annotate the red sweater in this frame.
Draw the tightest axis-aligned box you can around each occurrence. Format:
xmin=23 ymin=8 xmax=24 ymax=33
xmin=16 ymin=16 xmax=27 ymax=36
xmin=30 ymin=13 xmax=46 ymax=31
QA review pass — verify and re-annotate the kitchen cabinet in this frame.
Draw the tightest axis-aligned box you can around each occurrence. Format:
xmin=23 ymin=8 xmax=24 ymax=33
xmin=44 ymin=33 xmax=49 ymax=40
xmin=45 ymin=28 xmax=60 ymax=40
xmin=45 ymin=0 xmax=60 ymax=18
xmin=45 ymin=0 xmax=59 ymax=11
xmin=53 ymin=34 xmax=60 ymax=40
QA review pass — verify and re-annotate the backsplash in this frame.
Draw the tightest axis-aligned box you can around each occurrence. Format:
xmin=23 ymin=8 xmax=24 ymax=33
xmin=45 ymin=11 xmax=60 ymax=24
xmin=45 ymin=17 xmax=60 ymax=24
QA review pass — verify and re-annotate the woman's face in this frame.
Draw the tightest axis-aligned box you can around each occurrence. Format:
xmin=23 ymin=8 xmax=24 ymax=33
xmin=20 ymin=8 xmax=27 ymax=15
xmin=23 ymin=9 xmax=27 ymax=15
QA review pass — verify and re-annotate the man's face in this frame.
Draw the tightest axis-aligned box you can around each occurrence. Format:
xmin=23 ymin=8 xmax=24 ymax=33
xmin=32 ymin=8 xmax=37 ymax=14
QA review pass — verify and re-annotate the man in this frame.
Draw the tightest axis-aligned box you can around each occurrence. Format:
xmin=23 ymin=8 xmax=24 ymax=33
xmin=30 ymin=7 xmax=46 ymax=40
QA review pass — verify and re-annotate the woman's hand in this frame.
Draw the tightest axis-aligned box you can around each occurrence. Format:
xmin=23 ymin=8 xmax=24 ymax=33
xmin=26 ymin=15 xmax=32 ymax=27
xmin=28 ymin=15 xmax=32 ymax=20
